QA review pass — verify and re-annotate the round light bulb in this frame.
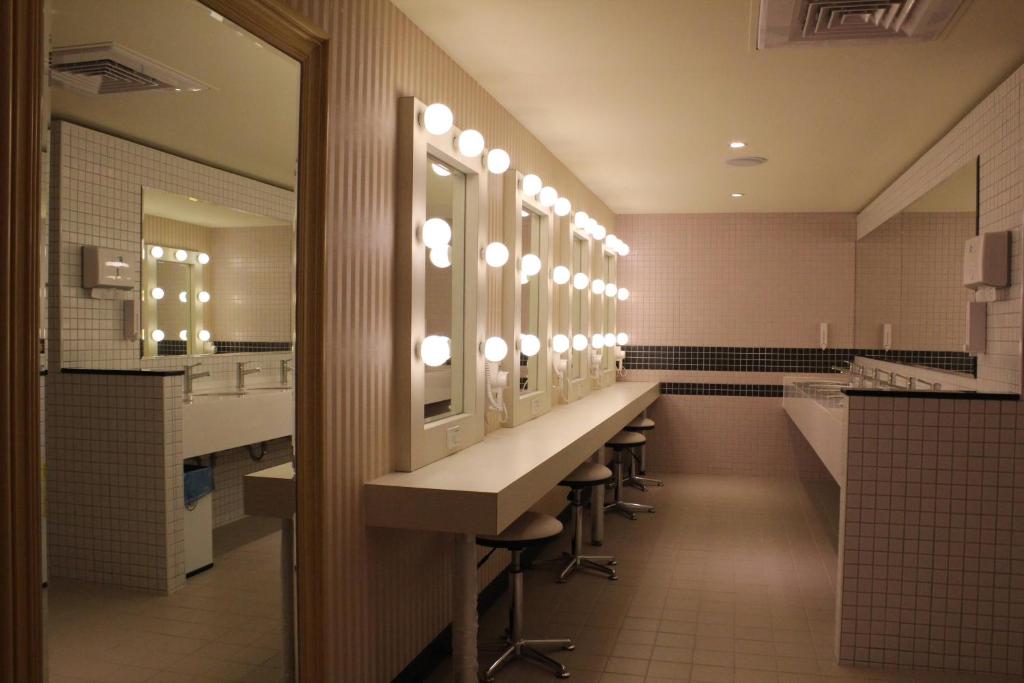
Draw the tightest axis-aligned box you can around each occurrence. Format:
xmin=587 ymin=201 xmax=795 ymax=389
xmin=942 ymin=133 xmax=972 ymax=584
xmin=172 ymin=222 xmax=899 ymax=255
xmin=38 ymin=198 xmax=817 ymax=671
xmin=457 ymin=129 xmax=485 ymax=157
xmin=422 ymin=103 xmax=454 ymax=135
xmin=521 ymin=273 xmax=529 ymax=285
xmin=150 ymin=287 xmax=165 ymax=301
xmin=484 ymin=242 xmax=509 ymax=267
xmin=617 ymin=242 xmax=630 ymax=256
xmin=484 ymin=336 xmax=508 ymax=363
xmin=617 ymin=332 xmax=629 ymax=346
xmin=178 ymin=291 xmax=188 ymax=303
xmin=521 ymin=253 xmax=542 ymax=277
xmin=486 ymin=148 xmax=510 ymax=174
xmin=429 ymin=246 xmax=452 ymax=268
xmin=198 ymin=329 xmax=212 ymax=342
xmin=591 ymin=278 xmax=605 ymax=295
xmin=521 ymin=174 xmax=542 ymax=197
xmin=150 ymin=246 xmax=164 ymax=259
xmin=151 ymin=329 xmax=165 ymax=342
xmin=431 ymin=162 xmax=452 ymax=177
xmin=604 ymin=332 xmax=616 ymax=347
xmin=554 ymin=197 xmax=571 ymax=217
xmin=591 ymin=223 xmax=607 ymax=241
xmin=421 ymin=335 xmax=451 ymax=367
xmin=605 ymin=283 xmax=618 ymax=298
xmin=552 ymin=334 xmax=570 ymax=354
xmin=178 ymin=329 xmax=188 ymax=341
xmin=422 ymin=218 xmax=452 ymax=250
xmin=197 ymin=290 xmax=211 ymax=303
xmin=605 ymin=234 xmax=619 ymax=249
xmin=197 ymin=252 xmax=210 ymax=265
xmin=617 ymin=287 xmax=630 ymax=301
xmin=520 ymin=334 xmax=541 ymax=357
xmin=538 ymin=186 xmax=557 ymax=208
xmin=572 ymin=334 xmax=588 ymax=351
xmin=572 ymin=272 xmax=589 ymax=290
xmin=729 ymin=140 xmax=746 ymax=149
xmin=174 ymin=249 xmax=188 ymax=262
xmin=552 ymin=265 xmax=571 ymax=285
xmin=573 ymin=211 xmax=590 ymax=228
xmin=591 ymin=334 xmax=605 ymax=349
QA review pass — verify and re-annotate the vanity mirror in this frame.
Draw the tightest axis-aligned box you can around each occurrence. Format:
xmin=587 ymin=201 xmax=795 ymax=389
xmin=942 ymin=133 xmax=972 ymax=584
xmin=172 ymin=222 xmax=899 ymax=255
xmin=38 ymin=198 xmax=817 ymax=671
xmin=396 ymin=97 xmax=487 ymax=471
xmin=599 ymin=248 xmax=618 ymax=386
xmin=564 ymin=222 xmax=592 ymax=402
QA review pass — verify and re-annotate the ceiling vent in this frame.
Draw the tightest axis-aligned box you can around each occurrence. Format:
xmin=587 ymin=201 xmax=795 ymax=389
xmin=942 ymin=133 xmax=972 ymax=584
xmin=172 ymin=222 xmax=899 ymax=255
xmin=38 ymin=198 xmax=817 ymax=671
xmin=49 ymin=42 xmax=210 ymax=95
xmin=757 ymin=0 xmax=967 ymax=49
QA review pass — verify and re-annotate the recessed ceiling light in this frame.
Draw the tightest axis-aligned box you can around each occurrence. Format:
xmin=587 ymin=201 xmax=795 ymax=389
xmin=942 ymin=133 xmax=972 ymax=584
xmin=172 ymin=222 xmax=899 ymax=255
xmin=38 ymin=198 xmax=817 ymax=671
xmin=731 ymin=192 xmax=744 ymax=198
xmin=729 ymin=141 xmax=746 ymax=149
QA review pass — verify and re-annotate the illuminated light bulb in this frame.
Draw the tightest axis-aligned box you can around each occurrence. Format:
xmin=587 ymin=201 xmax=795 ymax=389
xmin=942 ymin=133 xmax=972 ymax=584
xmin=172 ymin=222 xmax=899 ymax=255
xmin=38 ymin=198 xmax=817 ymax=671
xmin=178 ymin=329 xmax=188 ymax=341
xmin=198 ymin=329 xmax=212 ymax=342
xmin=604 ymin=235 xmax=620 ymax=251
xmin=572 ymin=272 xmax=589 ymax=290
xmin=573 ymin=211 xmax=590 ymax=228
xmin=617 ymin=242 xmax=630 ymax=256
xmin=554 ymin=197 xmax=571 ymax=217
xmin=552 ymin=334 xmax=570 ymax=354
xmin=617 ymin=332 xmax=629 ymax=346
xmin=572 ymin=334 xmax=588 ymax=351
xmin=552 ymin=265 xmax=571 ymax=285
xmin=174 ymin=249 xmax=188 ymax=262
xmin=422 ymin=103 xmax=454 ymax=135
xmin=484 ymin=242 xmax=509 ymax=267
xmin=484 ymin=336 xmax=508 ymax=362
xmin=457 ymin=129 xmax=485 ymax=157
xmin=430 ymin=162 xmax=452 ymax=177
xmin=197 ymin=252 xmax=210 ymax=265
xmin=421 ymin=335 xmax=451 ymax=367
xmin=197 ymin=290 xmax=211 ymax=303
xmin=486 ymin=148 xmax=510 ymax=174
xmin=520 ymin=334 xmax=541 ymax=357
xmin=521 ymin=253 xmax=542 ymax=277
xmin=521 ymin=174 xmax=542 ymax=197
xmin=605 ymin=283 xmax=618 ymax=298
xmin=178 ymin=291 xmax=188 ymax=303
xmin=729 ymin=140 xmax=746 ymax=149
xmin=150 ymin=246 xmax=164 ymax=259
xmin=151 ymin=329 xmax=165 ymax=342
xmin=538 ymin=186 xmax=557 ymax=208
xmin=422 ymin=218 xmax=452 ymax=250
xmin=730 ymin=192 xmax=744 ymax=198
xmin=521 ymin=210 xmax=529 ymax=218
xmin=429 ymin=246 xmax=451 ymax=268
xmin=591 ymin=278 xmax=605 ymax=295
xmin=591 ymin=334 xmax=605 ymax=349
xmin=150 ymin=287 xmax=165 ymax=301
xmin=604 ymin=332 xmax=616 ymax=347
xmin=617 ymin=287 xmax=630 ymax=301
xmin=591 ymin=223 xmax=607 ymax=241
xmin=521 ymin=272 xmax=529 ymax=284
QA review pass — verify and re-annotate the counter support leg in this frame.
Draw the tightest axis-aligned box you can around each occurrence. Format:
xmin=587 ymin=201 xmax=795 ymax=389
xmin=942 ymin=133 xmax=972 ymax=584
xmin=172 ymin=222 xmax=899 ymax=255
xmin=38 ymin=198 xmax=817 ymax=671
xmin=452 ymin=532 xmax=479 ymax=683
xmin=590 ymin=480 xmax=605 ymax=546
xmin=281 ymin=516 xmax=295 ymax=682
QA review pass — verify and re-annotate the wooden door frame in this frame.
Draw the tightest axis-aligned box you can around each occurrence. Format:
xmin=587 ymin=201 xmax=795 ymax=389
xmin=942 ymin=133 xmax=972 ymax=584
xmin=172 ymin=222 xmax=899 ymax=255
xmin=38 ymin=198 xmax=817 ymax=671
xmin=0 ymin=1 xmax=329 ymax=681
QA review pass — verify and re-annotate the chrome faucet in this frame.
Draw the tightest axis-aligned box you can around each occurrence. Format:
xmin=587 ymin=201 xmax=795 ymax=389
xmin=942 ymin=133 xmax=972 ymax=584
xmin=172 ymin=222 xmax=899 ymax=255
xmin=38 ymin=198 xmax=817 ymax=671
xmin=184 ymin=362 xmax=210 ymax=404
xmin=236 ymin=361 xmax=262 ymax=393
xmin=280 ymin=358 xmax=293 ymax=386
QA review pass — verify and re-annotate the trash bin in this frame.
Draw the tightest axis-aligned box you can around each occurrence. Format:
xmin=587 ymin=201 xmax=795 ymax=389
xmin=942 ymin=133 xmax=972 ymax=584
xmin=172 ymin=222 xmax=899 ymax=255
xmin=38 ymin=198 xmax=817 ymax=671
xmin=184 ymin=463 xmax=214 ymax=576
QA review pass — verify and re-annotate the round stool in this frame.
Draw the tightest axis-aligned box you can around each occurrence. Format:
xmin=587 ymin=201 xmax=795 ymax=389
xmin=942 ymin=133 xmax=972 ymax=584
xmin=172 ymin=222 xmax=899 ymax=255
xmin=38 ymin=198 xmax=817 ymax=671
xmin=555 ymin=462 xmax=618 ymax=583
xmin=625 ymin=416 xmax=663 ymax=489
xmin=604 ymin=431 xmax=655 ymax=519
xmin=477 ymin=512 xmax=574 ymax=680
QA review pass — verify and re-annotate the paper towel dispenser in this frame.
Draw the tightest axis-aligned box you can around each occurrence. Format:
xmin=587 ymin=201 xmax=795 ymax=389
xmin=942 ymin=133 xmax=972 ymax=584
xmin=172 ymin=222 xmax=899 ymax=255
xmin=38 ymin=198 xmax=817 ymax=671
xmin=963 ymin=231 xmax=1009 ymax=290
xmin=82 ymin=245 xmax=135 ymax=290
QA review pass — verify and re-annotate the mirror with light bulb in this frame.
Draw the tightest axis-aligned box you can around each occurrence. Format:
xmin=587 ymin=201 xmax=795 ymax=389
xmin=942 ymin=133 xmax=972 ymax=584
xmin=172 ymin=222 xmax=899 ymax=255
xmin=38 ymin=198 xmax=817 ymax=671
xmin=565 ymin=223 xmax=592 ymax=402
xmin=141 ymin=188 xmax=294 ymax=358
xmin=396 ymin=96 xmax=487 ymax=472
xmin=599 ymin=249 xmax=618 ymax=387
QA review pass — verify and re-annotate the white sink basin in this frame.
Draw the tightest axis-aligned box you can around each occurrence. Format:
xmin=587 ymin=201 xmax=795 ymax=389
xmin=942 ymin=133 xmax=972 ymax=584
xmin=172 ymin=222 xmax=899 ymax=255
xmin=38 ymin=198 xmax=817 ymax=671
xmin=182 ymin=386 xmax=293 ymax=459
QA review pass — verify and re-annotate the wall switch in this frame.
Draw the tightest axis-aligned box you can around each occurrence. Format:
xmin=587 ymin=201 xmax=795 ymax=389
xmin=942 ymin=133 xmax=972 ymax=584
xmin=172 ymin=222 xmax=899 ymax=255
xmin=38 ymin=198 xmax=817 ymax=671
xmin=446 ymin=425 xmax=461 ymax=451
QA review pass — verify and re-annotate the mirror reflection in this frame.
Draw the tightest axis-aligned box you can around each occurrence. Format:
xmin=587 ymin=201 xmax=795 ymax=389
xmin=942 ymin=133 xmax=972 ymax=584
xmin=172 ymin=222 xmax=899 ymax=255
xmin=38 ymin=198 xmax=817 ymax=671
xmin=154 ymin=261 xmax=191 ymax=355
xmin=571 ymin=233 xmax=587 ymax=380
xmin=604 ymin=252 xmax=615 ymax=367
xmin=520 ymin=208 xmax=541 ymax=393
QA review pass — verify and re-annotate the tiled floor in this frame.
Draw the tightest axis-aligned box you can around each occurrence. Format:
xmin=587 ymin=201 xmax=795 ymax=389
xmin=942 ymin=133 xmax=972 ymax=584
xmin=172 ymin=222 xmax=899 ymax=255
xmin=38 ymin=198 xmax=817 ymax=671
xmin=46 ymin=516 xmax=287 ymax=683
xmin=429 ymin=475 xmax=1019 ymax=683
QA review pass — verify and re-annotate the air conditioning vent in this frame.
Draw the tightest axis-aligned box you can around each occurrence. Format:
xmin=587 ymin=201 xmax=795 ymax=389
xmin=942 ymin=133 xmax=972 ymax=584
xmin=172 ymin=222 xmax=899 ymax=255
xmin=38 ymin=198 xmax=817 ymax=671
xmin=50 ymin=42 xmax=210 ymax=95
xmin=757 ymin=0 xmax=967 ymax=49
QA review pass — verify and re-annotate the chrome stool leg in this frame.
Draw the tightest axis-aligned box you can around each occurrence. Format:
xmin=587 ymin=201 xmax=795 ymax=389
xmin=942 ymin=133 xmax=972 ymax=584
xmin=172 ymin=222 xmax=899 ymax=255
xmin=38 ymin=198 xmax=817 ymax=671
xmin=625 ymin=444 xmax=663 ymax=489
xmin=557 ymin=488 xmax=617 ymax=583
xmin=604 ymin=450 xmax=654 ymax=518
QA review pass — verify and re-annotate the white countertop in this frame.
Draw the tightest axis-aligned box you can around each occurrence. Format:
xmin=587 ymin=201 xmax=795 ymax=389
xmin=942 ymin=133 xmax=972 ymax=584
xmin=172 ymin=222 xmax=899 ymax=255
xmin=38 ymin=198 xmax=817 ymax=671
xmin=365 ymin=381 xmax=659 ymax=535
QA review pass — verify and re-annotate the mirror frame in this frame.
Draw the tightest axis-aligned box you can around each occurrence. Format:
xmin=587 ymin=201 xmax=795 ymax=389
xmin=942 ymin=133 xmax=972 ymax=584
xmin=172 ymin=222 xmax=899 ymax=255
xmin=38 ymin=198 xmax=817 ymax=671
xmin=598 ymin=245 xmax=618 ymax=387
xmin=141 ymin=242 xmax=208 ymax=358
xmin=562 ymin=219 xmax=592 ymax=402
xmin=395 ymin=96 xmax=487 ymax=472
xmin=501 ymin=171 xmax=553 ymax=426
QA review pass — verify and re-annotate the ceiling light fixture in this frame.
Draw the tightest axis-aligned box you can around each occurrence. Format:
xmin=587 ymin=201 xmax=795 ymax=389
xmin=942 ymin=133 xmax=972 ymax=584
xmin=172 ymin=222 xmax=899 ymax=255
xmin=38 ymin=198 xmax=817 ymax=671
xmin=731 ymin=192 xmax=744 ymax=198
xmin=729 ymin=141 xmax=746 ymax=149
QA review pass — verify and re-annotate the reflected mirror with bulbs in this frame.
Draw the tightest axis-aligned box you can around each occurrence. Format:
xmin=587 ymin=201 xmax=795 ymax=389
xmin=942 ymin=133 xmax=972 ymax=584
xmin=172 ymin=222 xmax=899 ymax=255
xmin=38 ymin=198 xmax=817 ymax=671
xmin=567 ymin=228 xmax=592 ymax=401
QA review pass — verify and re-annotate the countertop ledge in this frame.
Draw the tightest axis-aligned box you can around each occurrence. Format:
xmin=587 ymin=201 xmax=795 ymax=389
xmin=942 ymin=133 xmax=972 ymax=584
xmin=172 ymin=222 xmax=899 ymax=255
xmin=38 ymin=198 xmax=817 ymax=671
xmin=61 ymin=367 xmax=185 ymax=376
xmin=842 ymin=388 xmax=1019 ymax=400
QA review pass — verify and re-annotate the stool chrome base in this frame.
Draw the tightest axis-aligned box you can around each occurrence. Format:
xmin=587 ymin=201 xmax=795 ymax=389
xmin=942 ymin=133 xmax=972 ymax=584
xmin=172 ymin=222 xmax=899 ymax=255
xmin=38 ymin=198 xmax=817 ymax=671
xmin=556 ymin=551 xmax=618 ymax=583
xmin=482 ymin=639 xmax=574 ymax=681
xmin=604 ymin=499 xmax=655 ymax=520
xmin=605 ymin=453 xmax=655 ymax=519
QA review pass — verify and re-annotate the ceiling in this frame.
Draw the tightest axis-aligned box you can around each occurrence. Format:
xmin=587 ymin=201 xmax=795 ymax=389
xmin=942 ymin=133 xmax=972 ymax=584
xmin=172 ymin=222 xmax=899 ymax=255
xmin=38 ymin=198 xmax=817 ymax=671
xmin=392 ymin=0 xmax=1024 ymax=214
xmin=49 ymin=0 xmax=300 ymax=189
xmin=904 ymin=160 xmax=976 ymax=213
xmin=143 ymin=188 xmax=291 ymax=228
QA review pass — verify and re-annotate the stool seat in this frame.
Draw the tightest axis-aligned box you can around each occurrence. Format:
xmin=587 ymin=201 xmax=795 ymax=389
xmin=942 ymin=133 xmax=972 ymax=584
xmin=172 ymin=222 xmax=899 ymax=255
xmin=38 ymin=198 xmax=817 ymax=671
xmin=606 ymin=430 xmax=646 ymax=448
xmin=627 ymin=416 xmax=655 ymax=431
xmin=560 ymin=462 xmax=613 ymax=487
xmin=477 ymin=511 xmax=563 ymax=549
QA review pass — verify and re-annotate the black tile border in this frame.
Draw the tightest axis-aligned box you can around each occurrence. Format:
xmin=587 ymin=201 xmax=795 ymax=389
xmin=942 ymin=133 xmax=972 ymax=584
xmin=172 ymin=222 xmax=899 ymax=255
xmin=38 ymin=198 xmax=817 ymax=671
xmin=843 ymin=389 xmax=1019 ymax=400
xmin=662 ymin=382 xmax=783 ymax=398
xmin=624 ymin=346 xmax=977 ymax=376
xmin=212 ymin=340 xmax=292 ymax=354
xmin=61 ymin=367 xmax=184 ymax=376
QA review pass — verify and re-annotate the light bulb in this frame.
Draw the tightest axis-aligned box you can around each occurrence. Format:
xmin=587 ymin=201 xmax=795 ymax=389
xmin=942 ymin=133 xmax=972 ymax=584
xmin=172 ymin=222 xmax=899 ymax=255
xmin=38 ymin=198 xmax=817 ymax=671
xmin=520 ymin=273 xmax=528 ymax=284
xmin=538 ymin=186 xmax=557 ymax=208
xmin=178 ymin=329 xmax=188 ymax=341
xmin=617 ymin=332 xmax=629 ymax=346
xmin=198 ymin=329 xmax=212 ymax=342
xmin=604 ymin=332 xmax=615 ymax=347
xmin=197 ymin=290 xmax=211 ymax=303
xmin=591 ymin=223 xmax=607 ymax=241
xmin=151 ymin=329 xmax=165 ymax=342
xmin=178 ymin=291 xmax=188 ymax=303
xmin=429 ymin=246 xmax=451 ymax=268
xmin=484 ymin=242 xmax=509 ymax=267
xmin=573 ymin=211 xmax=590 ymax=228
xmin=572 ymin=334 xmax=588 ymax=351
xmin=422 ymin=103 xmax=454 ymax=135
xmin=521 ymin=253 xmax=542 ymax=277
xmin=457 ymin=129 xmax=485 ymax=157
xmin=150 ymin=246 xmax=164 ymax=259
xmin=521 ymin=210 xmax=529 ymax=218
xmin=486 ymin=148 xmax=510 ymax=174
xmin=197 ymin=252 xmax=210 ymax=265
xmin=552 ymin=265 xmax=570 ymax=285
xmin=729 ymin=140 xmax=746 ymax=149
xmin=520 ymin=334 xmax=541 ymax=357
xmin=552 ymin=334 xmax=570 ymax=354
xmin=572 ymin=272 xmax=589 ymax=290
xmin=521 ymin=174 xmax=542 ymax=197
xmin=422 ymin=218 xmax=452 ymax=250
xmin=430 ymin=162 xmax=451 ymax=177
xmin=421 ymin=335 xmax=451 ymax=367
xmin=591 ymin=334 xmax=605 ymax=349
xmin=174 ymin=249 xmax=188 ymax=262
xmin=605 ymin=234 xmax=619 ymax=249
xmin=617 ymin=242 xmax=630 ymax=256
xmin=605 ymin=283 xmax=618 ymax=298
xmin=484 ymin=336 xmax=508 ymax=362
xmin=150 ymin=287 xmax=165 ymax=300
xmin=591 ymin=278 xmax=605 ymax=295
xmin=617 ymin=287 xmax=630 ymax=301
xmin=554 ymin=197 xmax=571 ymax=216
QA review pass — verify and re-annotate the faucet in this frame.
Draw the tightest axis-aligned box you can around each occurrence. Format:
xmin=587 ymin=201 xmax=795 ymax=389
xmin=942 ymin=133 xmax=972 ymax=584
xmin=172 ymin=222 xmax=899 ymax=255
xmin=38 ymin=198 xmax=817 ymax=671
xmin=280 ymin=358 xmax=293 ymax=386
xmin=184 ymin=362 xmax=210 ymax=404
xmin=236 ymin=361 xmax=262 ymax=394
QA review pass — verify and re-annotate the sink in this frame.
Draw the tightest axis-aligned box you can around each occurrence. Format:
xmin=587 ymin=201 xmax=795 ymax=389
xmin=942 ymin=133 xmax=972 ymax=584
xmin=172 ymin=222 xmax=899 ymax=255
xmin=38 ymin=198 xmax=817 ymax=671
xmin=182 ymin=386 xmax=294 ymax=458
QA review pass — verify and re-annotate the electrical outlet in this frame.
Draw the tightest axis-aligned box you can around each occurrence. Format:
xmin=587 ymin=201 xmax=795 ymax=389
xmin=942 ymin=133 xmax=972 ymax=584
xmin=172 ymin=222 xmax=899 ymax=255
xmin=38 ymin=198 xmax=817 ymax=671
xmin=446 ymin=425 xmax=461 ymax=451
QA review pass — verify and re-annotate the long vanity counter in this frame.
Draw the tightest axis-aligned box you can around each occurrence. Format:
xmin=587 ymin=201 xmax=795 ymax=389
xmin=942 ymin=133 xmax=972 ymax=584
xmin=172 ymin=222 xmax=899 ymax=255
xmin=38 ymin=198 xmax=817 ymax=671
xmin=365 ymin=381 xmax=659 ymax=535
